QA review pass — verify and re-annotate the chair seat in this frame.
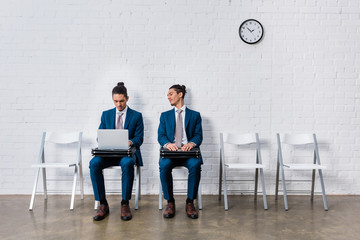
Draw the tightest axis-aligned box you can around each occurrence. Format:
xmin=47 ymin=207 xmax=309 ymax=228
xmin=32 ymin=163 xmax=77 ymax=168
xmin=106 ymin=166 xmax=121 ymax=169
xmin=283 ymin=163 xmax=326 ymax=170
xmin=225 ymin=163 xmax=265 ymax=169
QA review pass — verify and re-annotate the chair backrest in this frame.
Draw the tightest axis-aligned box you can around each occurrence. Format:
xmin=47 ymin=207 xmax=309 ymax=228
xmin=221 ymin=132 xmax=258 ymax=145
xmin=45 ymin=132 xmax=82 ymax=144
xmin=280 ymin=133 xmax=314 ymax=145
xmin=277 ymin=133 xmax=321 ymax=165
xmin=220 ymin=132 xmax=262 ymax=165
xmin=39 ymin=132 xmax=83 ymax=164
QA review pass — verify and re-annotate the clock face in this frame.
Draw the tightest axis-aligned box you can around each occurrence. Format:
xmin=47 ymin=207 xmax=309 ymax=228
xmin=239 ymin=19 xmax=264 ymax=44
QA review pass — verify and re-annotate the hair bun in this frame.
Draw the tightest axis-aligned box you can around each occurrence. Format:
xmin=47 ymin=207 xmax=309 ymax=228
xmin=117 ymin=82 xmax=125 ymax=87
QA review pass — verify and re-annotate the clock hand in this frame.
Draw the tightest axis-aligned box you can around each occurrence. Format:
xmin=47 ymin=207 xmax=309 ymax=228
xmin=247 ymin=28 xmax=256 ymax=33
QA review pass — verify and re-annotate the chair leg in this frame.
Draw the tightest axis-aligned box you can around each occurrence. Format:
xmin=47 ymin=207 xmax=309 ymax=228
xmin=218 ymin=154 xmax=222 ymax=201
xmin=70 ymin=166 xmax=78 ymax=210
xmin=198 ymin=182 xmax=202 ymax=210
xmin=259 ymin=168 xmax=268 ymax=210
xmin=159 ymin=179 xmax=163 ymax=210
xmin=42 ymin=168 xmax=48 ymax=200
xmin=280 ymin=164 xmax=288 ymax=211
xmin=318 ymin=169 xmax=328 ymax=211
xmin=223 ymin=169 xmax=228 ymax=211
xmin=138 ymin=166 xmax=141 ymax=200
xmin=311 ymin=152 xmax=316 ymax=201
xmin=135 ymin=166 xmax=140 ymax=210
xmin=79 ymin=163 xmax=84 ymax=200
xmin=29 ymin=168 xmax=41 ymax=211
xmin=275 ymin=159 xmax=280 ymax=200
xmin=254 ymin=168 xmax=259 ymax=201
xmin=311 ymin=169 xmax=316 ymax=201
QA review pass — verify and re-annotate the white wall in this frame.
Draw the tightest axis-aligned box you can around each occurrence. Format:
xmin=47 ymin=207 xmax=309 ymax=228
xmin=0 ymin=0 xmax=359 ymax=195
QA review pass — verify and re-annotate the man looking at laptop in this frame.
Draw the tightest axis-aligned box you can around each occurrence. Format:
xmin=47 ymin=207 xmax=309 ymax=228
xmin=90 ymin=82 xmax=144 ymax=221
xmin=158 ymin=84 xmax=203 ymax=219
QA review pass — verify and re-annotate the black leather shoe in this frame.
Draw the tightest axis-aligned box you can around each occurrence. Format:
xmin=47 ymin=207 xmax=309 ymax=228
xmin=93 ymin=204 xmax=109 ymax=221
xmin=163 ymin=202 xmax=175 ymax=218
xmin=121 ymin=204 xmax=132 ymax=221
xmin=185 ymin=203 xmax=198 ymax=219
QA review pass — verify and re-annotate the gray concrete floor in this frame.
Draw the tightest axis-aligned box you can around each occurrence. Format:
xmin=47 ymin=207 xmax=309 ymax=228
xmin=1 ymin=195 xmax=359 ymax=240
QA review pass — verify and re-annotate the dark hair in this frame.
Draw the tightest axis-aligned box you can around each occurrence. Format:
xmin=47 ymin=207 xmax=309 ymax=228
xmin=112 ymin=82 xmax=128 ymax=98
xmin=169 ymin=84 xmax=186 ymax=98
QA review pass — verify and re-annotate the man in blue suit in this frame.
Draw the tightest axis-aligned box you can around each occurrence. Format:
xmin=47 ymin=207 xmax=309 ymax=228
xmin=90 ymin=82 xmax=144 ymax=221
xmin=158 ymin=84 xmax=203 ymax=219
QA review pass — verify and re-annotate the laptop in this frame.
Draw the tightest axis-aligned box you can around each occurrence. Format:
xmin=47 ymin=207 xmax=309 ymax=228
xmin=97 ymin=129 xmax=129 ymax=150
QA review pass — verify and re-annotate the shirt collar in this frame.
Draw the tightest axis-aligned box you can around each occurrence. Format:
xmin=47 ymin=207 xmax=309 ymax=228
xmin=175 ymin=105 xmax=186 ymax=112
xmin=116 ymin=106 xmax=128 ymax=115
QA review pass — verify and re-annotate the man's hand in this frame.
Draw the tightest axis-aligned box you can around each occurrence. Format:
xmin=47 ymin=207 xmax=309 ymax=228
xmin=166 ymin=143 xmax=179 ymax=151
xmin=181 ymin=142 xmax=195 ymax=151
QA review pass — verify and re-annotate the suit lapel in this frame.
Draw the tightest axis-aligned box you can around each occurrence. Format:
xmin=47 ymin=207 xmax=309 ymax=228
xmin=110 ymin=108 xmax=116 ymax=129
xmin=185 ymin=107 xmax=191 ymax=133
xmin=169 ymin=109 xmax=175 ymax=141
xmin=124 ymin=107 xmax=132 ymax=129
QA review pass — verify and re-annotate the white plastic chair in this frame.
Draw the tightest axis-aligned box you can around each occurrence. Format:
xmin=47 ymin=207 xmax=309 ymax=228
xmin=159 ymin=166 xmax=202 ymax=210
xmin=29 ymin=132 xmax=83 ymax=211
xmin=275 ymin=133 xmax=328 ymax=211
xmin=219 ymin=132 xmax=268 ymax=211
xmin=94 ymin=165 xmax=141 ymax=210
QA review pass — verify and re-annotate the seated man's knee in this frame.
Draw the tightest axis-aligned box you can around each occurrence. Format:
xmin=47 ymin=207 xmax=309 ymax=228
xmin=121 ymin=157 xmax=135 ymax=169
xmin=159 ymin=158 xmax=173 ymax=172
xmin=188 ymin=158 xmax=201 ymax=172
xmin=89 ymin=157 xmax=103 ymax=172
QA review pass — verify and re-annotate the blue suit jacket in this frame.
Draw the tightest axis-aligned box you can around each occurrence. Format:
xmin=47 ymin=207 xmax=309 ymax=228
xmin=99 ymin=107 xmax=144 ymax=166
xmin=158 ymin=107 xmax=203 ymax=164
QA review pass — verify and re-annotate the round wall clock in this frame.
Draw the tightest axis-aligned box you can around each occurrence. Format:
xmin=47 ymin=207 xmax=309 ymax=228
xmin=239 ymin=19 xmax=264 ymax=44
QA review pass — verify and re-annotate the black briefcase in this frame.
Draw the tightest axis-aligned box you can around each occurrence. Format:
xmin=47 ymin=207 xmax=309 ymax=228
xmin=92 ymin=146 xmax=136 ymax=157
xmin=159 ymin=147 xmax=201 ymax=159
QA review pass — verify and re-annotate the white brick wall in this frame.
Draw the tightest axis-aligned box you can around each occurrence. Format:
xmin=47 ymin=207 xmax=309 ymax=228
xmin=1 ymin=0 xmax=359 ymax=195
